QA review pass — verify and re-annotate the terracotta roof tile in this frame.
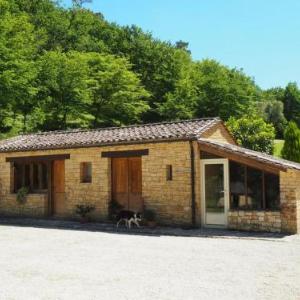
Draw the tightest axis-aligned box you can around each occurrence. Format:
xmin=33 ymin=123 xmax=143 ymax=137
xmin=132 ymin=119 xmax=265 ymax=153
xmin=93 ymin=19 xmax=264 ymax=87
xmin=0 ymin=118 xmax=220 ymax=152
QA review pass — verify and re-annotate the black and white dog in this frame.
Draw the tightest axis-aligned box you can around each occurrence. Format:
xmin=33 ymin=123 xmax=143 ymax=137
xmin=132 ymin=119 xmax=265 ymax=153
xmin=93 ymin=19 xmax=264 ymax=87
xmin=116 ymin=210 xmax=142 ymax=229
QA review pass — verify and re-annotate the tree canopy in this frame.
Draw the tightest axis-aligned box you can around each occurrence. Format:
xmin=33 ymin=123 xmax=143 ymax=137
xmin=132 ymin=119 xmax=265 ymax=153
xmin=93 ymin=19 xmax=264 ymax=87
xmin=0 ymin=0 xmax=298 ymax=156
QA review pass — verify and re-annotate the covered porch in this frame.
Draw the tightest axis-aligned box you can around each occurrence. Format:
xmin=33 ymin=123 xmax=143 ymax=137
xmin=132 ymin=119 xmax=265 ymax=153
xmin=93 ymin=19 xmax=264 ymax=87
xmin=197 ymin=138 xmax=300 ymax=233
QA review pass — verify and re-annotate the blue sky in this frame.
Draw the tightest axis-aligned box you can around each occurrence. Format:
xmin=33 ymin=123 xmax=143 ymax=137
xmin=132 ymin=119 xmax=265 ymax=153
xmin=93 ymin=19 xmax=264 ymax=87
xmin=61 ymin=0 xmax=300 ymax=89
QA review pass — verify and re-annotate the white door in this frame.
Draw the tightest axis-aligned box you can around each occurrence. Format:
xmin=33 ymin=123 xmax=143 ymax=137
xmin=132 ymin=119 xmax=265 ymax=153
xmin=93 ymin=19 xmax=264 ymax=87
xmin=201 ymin=159 xmax=229 ymax=227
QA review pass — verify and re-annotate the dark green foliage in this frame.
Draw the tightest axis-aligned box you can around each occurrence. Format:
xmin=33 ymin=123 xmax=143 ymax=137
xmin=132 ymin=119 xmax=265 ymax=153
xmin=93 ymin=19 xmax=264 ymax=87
xmin=283 ymin=83 xmax=300 ymax=126
xmin=16 ymin=186 xmax=29 ymax=204
xmin=36 ymin=51 xmax=91 ymax=130
xmin=75 ymin=204 xmax=95 ymax=218
xmin=0 ymin=0 xmax=298 ymax=158
xmin=281 ymin=122 xmax=300 ymax=163
xmin=260 ymin=99 xmax=287 ymax=138
xmin=85 ymin=52 xmax=149 ymax=127
xmin=226 ymin=115 xmax=275 ymax=154
xmin=109 ymin=199 xmax=123 ymax=220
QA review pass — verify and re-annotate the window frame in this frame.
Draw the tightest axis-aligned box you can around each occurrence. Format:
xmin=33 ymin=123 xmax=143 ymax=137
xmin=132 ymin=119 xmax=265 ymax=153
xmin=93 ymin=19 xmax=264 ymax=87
xmin=80 ymin=162 xmax=92 ymax=183
xmin=166 ymin=165 xmax=173 ymax=181
xmin=229 ymin=161 xmax=280 ymax=211
xmin=11 ymin=162 xmax=49 ymax=194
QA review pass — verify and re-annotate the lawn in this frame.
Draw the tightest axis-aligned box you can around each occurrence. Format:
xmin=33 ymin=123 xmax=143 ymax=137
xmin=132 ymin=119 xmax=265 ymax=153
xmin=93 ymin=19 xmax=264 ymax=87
xmin=274 ymin=139 xmax=284 ymax=157
xmin=0 ymin=224 xmax=299 ymax=300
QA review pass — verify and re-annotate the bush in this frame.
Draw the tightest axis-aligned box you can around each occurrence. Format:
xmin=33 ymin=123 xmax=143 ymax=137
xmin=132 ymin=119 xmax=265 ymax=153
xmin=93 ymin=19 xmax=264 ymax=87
xmin=75 ymin=204 xmax=95 ymax=219
xmin=226 ymin=115 xmax=275 ymax=154
xmin=16 ymin=187 xmax=29 ymax=204
xmin=108 ymin=199 xmax=123 ymax=217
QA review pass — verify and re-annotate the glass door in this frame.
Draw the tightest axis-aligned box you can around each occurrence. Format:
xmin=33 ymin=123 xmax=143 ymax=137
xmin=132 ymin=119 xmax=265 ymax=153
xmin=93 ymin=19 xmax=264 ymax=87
xmin=201 ymin=159 xmax=229 ymax=226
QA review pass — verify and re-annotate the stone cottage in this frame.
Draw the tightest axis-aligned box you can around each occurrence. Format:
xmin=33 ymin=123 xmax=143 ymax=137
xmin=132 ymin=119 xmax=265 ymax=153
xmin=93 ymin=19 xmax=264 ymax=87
xmin=0 ymin=118 xmax=299 ymax=233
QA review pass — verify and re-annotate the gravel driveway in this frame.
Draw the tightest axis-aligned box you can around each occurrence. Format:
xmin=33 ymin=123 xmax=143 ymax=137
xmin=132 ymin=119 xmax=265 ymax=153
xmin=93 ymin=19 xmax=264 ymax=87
xmin=0 ymin=224 xmax=299 ymax=300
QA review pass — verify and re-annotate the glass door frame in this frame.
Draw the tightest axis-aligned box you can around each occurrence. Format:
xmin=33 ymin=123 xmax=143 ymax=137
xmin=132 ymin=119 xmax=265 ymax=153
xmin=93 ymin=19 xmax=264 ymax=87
xmin=200 ymin=158 xmax=230 ymax=227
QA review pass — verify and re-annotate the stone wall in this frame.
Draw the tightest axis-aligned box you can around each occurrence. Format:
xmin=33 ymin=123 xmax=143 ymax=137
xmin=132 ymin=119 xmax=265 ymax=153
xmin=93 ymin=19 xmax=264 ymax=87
xmin=0 ymin=193 xmax=48 ymax=218
xmin=228 ymin=210 xmax=281 ymax=233
xmin=0 ymin=141 xmax=193 ymax=225
xmin=228 ymin=169 xmax=300 ymax=234
xmin=280 ymin=169 xmax=300 ymax=233
xmin=202 ymin=123 xmax=236 ymax=144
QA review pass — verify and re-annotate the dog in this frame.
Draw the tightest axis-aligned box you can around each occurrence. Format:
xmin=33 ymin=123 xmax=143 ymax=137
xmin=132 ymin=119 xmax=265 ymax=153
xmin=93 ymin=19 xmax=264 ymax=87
xmin=116 ymin=210 xmax=142 ymax=229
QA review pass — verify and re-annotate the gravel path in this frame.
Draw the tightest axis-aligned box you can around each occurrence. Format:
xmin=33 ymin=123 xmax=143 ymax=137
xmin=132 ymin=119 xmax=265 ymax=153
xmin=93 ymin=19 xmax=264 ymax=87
xmin=0 ymin=225 xmax=299 ymax=300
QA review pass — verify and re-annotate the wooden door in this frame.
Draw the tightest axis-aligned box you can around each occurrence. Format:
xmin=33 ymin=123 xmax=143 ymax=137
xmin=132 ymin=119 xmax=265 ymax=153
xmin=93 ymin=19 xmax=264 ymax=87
xmin=128 ymin=157 xmax=142 ymax=212
xmin=112 ymin=158 xmax=129 ymax=210
xmin=52 ymin=160 xmax=66 ymax=216
xmin=112 ymin=157 xmax=143 ymax=212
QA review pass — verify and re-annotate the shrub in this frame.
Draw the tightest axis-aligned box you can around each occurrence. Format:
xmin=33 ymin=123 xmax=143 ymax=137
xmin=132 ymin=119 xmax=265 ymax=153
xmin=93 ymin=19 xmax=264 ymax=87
xmin=109 ymin=199 xmax=123 ymax=217
xmin=226 ymin=115 xmax=275 ymax=154
xmin=75 ymin=204 xmax=95 ymax=219
xmin=16 ymin=187 xmax=29 ymax=204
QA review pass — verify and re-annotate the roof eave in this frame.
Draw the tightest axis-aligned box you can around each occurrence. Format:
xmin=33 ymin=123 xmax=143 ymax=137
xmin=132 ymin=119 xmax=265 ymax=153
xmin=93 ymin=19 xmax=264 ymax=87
xmin=0 ymin=136 xmax=198 ymax=154
xmin=198 ymin=139 xmax=289 ymax=174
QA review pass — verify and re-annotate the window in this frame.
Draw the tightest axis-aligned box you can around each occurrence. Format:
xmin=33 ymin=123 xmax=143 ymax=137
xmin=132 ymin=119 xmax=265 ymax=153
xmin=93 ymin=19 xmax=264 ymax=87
xmin=230 ymin=161 xmax=280 ymax=210
xmin=12 ymin=162 xmax=48 ymax=193
xmin=230 ymin=162 xmax=246 ymax=208
xmin=265 ymin=173 xmax=280 ymax=209
xmin=166 ymin=165 xmax=173 ymax=181
xmin=247 ymin=167 xmax=263 ymax=209
xmin=80 ymin=162 xmax=92 ymax=183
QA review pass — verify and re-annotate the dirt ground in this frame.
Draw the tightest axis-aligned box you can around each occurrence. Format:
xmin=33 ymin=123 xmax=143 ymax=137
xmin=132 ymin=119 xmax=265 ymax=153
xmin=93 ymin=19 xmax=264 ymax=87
xmin=0 ymin=224 xmax=299 ymax=300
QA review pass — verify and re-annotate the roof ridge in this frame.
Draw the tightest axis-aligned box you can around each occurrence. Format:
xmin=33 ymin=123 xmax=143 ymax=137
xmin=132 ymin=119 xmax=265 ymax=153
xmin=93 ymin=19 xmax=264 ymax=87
xmin=23 ymin=117 xmax=220 ymax=136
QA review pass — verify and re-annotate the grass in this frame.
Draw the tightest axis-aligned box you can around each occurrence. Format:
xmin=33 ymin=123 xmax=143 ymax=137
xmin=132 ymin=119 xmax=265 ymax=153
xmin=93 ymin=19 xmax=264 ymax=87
xmin=274 ymin=139 xmax=284 ymax=158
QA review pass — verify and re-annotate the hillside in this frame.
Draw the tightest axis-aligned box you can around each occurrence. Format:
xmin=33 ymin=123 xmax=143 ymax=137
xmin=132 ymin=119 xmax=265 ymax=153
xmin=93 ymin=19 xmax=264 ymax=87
xmin=0 ymin=0 xmax=299 ymax=142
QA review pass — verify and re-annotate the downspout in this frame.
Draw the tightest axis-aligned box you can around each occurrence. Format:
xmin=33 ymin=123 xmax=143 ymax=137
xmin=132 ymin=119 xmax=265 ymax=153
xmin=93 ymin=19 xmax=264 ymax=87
xmin=189 ymin=140 xmax=196 ymax=227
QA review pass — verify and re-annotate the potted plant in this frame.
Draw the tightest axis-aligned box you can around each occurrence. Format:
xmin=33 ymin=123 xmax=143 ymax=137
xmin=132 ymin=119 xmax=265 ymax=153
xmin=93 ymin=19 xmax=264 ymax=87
xmin=75 ymin=204 xmax=95 ymax=223
xmin=144 ymin=209 xmax=157 ymax=228
xmin=16 ymin=186 xmax=29 ymax=205
xmin=108 ymin=199 xmax=123 ymax=221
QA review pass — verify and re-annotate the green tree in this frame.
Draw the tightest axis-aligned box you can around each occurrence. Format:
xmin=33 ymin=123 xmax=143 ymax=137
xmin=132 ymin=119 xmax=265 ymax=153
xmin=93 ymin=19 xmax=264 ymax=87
xmin=262 ymin=87 xmax=285 ymax=103
xmin=283 ymin=82 xmax=300 ymax=126
xmin=114 ymin=25 xmax=193 ymax=121
xmin=160 ymin=59 xmax=260 ymax=121
xmin=0 ymin=0 xmax=40 ymax=132
xmin=260 ymin=100 xmax=287 ymax=138
xmin=36 ymin=51 xmax=91 ymax=130
xmin=85 ymin=52 xmax=150 ymax=127
xmin=226 ymin=115 xmax=275 ymax=154
xmin=72 ymin=0 xmax=92 ymax=9
xmin=281 ymin=121 xmax=300 ymax=162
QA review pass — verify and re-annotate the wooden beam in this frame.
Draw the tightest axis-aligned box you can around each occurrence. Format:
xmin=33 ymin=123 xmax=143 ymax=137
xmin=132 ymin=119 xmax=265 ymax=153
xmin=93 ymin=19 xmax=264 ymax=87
xmin=29 ymin=163 xmax=34 ymax=191
xmin=262 ymin=172 xmax=266 ymax=209
xmin=6 ymin=154 xmax=70 ymax=163
xmin=101 ymin=149 xmax=149 ymax=158
xmin=199 ymin=143 xmax=281 ymax=175
xmin=38 ymin=163 xmax=43 ymax=190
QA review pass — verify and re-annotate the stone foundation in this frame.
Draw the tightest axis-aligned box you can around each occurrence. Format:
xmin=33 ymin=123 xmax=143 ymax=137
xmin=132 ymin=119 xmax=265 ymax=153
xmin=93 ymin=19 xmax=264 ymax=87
xmin=228 ymin=210 xmax=281 ymax=233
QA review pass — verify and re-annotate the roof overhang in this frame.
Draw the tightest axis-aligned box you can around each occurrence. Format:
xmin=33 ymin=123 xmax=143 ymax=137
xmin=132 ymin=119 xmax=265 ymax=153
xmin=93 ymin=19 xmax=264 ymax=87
xmin=197 ymin=139 xmax=295 ymax=175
